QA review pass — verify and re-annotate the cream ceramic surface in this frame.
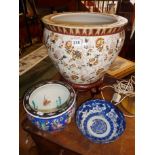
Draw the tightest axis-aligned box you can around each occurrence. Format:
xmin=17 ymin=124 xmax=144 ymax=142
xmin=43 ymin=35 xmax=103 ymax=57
xmin=42 ymin=12 xmax=127 ymax=85
xmin=42 ymin=12 xmax=127 ymax=29
xmin=51 ymin=13 xmax=117 ymax=25
xmin=29 ymin=84 xmax=70 ymax=112
xmin=23 ymin=81 xmax=76 ymax=118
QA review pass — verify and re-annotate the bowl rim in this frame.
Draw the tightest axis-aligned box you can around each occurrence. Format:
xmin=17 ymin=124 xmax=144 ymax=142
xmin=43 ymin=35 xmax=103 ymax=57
xmin=42 ymin=12 xmax=128 ymax=29
xmin=23 ymin=80 xmax=76 ymax=119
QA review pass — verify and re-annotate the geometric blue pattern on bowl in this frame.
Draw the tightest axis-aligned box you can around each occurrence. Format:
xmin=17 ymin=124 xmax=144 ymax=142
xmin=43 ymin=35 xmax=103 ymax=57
xmin=90 ymin=118 xmax=107 ymax=134
xmin=76 ymin=99 xmax=126 ymax=143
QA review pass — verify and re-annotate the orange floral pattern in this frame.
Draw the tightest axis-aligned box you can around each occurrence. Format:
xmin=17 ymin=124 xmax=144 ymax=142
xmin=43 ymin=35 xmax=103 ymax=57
xmin=96 ymin=38 xmax=104 ymax=52
xmin=44 ymin=28 xmax=125 ymax=84
xmin=65 ymin=41 xmax=72 ymax=50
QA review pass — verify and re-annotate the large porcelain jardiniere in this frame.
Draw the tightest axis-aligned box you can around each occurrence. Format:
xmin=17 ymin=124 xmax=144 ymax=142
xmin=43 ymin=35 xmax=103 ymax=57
xmin=42 ymin=12 xmax=128 ymax=89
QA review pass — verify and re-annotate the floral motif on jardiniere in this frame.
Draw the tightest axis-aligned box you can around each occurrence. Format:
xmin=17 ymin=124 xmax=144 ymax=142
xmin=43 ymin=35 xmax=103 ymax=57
xmin=72 ymin=50 xmax=82 ymax=60
xmin=59 ymin=41 xmax=65 ymax=48
xmin=65 ymin=41 xmax=73 ymax=54
xmin=63 ymin=62 xmax=68 ymax=67
xmin=71 ymin=70 xmax=77 ymax=74
xmin=80 ymin=75 xmax=86 ymax=82
xmin=104 ymin=54 xmax=108 ymax=61
xmin=71 ymin=75 xmax=79 ymax=80
xmin=88 ymin=58 xmax=98 ymax=66
xmin=108 ymin=49 xmax=113 ymax=55
xmin=70 ymin=63 xmax=77 ymax=68
xmin=50 ymin=33 xmax=59 ymax=43
xmin=96 ymin=38 xmax=104 ymax=51
xmin=87 ymin=49 xmax=93 ymax=56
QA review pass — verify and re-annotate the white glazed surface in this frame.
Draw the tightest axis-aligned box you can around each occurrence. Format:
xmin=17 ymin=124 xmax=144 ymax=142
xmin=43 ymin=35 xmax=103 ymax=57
xmin=52 ymin=13 xmax=117 ymax=25
xmin=44 ymin=28 xmax=125 ymax=84
xmin=29 ymin=84 xmax=70 ymax=112
xmin=42 ymin=12 xmax=128 ymax=28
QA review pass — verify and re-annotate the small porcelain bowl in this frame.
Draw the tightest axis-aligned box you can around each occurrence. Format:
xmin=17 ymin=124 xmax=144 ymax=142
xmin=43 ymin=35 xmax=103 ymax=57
xmin=76 ymin=99 xmax=126 ymax=143
xmin=23 ymin=81 xmax=76 ymax=132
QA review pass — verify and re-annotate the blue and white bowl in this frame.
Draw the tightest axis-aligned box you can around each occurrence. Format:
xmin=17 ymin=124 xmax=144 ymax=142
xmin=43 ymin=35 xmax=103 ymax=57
xmin=23 ymin=81 xmax=76 ymax=132
xmin=76 ymin=99 xmax=126 ymax=143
